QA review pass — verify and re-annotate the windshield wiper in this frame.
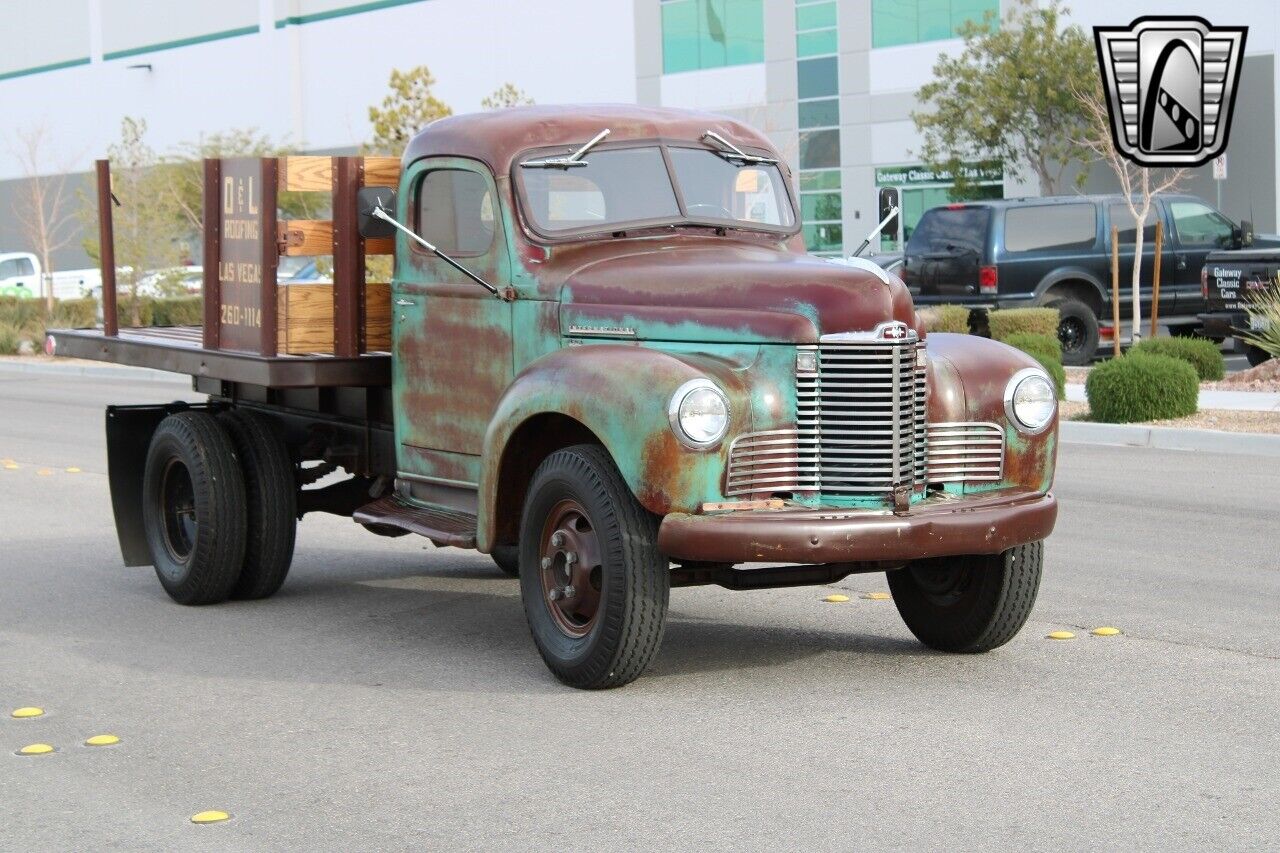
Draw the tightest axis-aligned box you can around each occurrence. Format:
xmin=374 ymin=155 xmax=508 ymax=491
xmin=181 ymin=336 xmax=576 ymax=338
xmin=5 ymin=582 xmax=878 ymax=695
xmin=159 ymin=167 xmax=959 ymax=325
xmin=521 ymin=128 xmax=611 ymax=169
xmin=700 ymin=130 xmax=778 ymax=165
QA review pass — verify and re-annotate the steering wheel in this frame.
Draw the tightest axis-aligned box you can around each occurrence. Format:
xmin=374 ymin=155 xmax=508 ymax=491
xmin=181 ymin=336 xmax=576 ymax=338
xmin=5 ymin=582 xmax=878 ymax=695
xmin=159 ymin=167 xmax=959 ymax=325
xmin=686 ymin=203 xmax=734 ymax=220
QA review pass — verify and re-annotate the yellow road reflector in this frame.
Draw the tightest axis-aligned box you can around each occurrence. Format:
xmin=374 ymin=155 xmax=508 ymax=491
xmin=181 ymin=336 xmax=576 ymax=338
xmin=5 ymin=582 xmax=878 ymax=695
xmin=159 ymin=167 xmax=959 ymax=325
xmin=37 ymin=468 xmax=53 ymax=476
xmin=1091 ymin=626 xmax=1122 ymax=637
xmin=11 ymin=707 xmax=44 ymax=718
xmin=191 ymin=811 xmax=231 ymax=824
xmin=823 ymin=594 xmax=850 ymax=603
xmin=861 ymin=592 xmax=892 ymax=601
xmin=85 ymin=734 xmax=120 ymax=747
xmin=65 ymin=467 xmax=81 ymax=474
xmin=2 ymin=463 xmax=17 ymax=470
xmin=18 ymin=743 xmax=54 ymax=755
xmin=1047 ymin=630 xmax=1076 ymax=640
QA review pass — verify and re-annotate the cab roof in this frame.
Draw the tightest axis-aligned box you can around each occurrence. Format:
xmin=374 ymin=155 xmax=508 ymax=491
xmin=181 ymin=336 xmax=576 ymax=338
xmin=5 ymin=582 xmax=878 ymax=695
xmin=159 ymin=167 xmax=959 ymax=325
xmin=401 ymin=104 xmax=784 ymax=176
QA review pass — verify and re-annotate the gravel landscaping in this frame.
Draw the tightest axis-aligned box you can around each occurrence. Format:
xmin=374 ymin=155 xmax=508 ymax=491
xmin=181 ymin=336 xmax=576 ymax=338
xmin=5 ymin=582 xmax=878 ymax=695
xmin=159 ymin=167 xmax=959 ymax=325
xmin=1060 ymin=399 xmax=1280 ymax=434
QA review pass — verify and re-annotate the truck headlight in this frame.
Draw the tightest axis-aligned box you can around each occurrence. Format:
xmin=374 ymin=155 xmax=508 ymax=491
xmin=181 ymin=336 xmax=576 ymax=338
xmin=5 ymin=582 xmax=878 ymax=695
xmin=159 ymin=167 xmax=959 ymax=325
xmin=1004 ymin=368 xmax=1056 ymax=434
xmin=668 ymin=379 xmax=729 ymax=449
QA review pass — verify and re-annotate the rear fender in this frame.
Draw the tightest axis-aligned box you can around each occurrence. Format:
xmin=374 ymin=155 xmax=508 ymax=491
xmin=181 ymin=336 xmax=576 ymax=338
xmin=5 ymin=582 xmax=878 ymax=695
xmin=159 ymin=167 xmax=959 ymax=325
xmin=478 ymin=344 xmax=750 ymax=551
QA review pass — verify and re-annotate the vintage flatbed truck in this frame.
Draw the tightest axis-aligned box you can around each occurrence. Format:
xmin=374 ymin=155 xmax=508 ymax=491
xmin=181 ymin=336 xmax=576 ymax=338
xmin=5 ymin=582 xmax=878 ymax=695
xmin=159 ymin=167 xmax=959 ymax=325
xmin=48 ymin=105 xmax=1059 ymax=688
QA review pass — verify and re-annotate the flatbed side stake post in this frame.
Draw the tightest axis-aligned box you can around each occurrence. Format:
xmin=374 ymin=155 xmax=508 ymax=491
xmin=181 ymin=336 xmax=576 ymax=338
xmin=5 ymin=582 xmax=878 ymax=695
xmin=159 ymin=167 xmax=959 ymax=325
xmin=202 ymin=159 xmax=222 ymax=349
xmin=260 ymin=158 xmax=279 ymax=358
xmin=96 ymin=160 xmax=118 ymax=337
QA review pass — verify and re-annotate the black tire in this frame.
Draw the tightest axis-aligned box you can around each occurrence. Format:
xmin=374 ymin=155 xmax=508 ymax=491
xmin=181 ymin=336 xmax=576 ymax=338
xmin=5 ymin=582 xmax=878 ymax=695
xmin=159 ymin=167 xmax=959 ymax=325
xmin=142 ymin=412 xmax=247 ymax=605
xmin=1246 ymin=345 xmax=1273 ymax=367
xmin=518 ymin=444 xmax=668 ymax=689
xmin=888 ymin=541 xmax=1043 ymax=653
xmin=1045 ymin=298 xmax=1100 ymax=366
xmin=218 ymin=410 xmax=297 ymax=600
xmin=491 ymin=545 xmax=520 ymax=577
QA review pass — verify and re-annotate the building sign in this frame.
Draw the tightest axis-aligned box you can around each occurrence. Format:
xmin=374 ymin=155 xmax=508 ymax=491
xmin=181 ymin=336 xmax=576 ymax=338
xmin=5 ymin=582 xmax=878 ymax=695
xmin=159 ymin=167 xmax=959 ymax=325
xmin=875 ymin=161 xmax=1003 ymax=187
xmin=218 ymin=158 xmax=266 ymax=351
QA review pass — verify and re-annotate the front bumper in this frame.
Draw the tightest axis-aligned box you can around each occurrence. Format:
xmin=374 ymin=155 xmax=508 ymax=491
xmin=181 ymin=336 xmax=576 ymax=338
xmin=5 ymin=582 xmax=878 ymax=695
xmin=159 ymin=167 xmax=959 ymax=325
xmin=658 ymin=489 xmax=1057 ymax=565
xmin=1197 ymin=310 xmax=1248 ymax=339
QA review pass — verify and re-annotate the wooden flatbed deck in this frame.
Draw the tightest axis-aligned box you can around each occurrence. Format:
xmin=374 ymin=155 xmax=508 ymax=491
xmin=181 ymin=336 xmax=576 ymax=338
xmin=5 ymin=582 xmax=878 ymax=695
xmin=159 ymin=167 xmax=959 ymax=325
xmin=49 ymin=326 xmax=390 ymax=389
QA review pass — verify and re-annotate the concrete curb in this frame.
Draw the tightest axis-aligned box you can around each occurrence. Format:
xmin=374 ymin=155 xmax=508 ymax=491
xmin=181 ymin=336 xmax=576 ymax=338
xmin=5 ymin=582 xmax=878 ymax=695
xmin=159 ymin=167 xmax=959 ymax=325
xmin=0 ymin=359 xmax=184 ymax=384
xmin=1061 ymin=420 xmax=1280 ymax=457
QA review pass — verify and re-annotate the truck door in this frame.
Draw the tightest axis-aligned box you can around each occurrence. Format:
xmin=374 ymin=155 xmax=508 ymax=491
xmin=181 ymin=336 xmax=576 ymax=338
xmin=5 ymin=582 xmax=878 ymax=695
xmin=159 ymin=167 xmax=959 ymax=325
xmin=1165 ymin=199 xmax=1237 ymax=315
xmin=1106 ymin=203 xmax=1176 ymax=320
xmin=392 ymin=159 xmax=513 ymax=482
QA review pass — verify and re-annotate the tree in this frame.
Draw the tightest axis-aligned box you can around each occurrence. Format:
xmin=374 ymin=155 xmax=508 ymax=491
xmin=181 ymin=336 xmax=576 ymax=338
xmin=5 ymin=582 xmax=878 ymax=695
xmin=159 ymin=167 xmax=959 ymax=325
xmin=8 ymin=126 xmax=79 ymax=312
xmin=94 ymin=118 xmax=185 ymax=326
xmin=913 ymin=0 xmax=1097 ymax=196
xmin=366 ymin=66 xmax=452 ymax=156
xmin=1076 ymin=87 xmax=1186 ymax=345
xmin=481 ymin=83 xmax=534 ymax=110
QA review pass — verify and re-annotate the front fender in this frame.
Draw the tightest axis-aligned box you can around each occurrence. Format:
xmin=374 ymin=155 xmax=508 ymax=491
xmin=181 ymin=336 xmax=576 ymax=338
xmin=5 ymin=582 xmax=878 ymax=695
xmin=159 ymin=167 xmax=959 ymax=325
xmin=478 ymin=344 xmax=751 ymax=549
xmin=926 ymin=333 xmax=1058 ymax=495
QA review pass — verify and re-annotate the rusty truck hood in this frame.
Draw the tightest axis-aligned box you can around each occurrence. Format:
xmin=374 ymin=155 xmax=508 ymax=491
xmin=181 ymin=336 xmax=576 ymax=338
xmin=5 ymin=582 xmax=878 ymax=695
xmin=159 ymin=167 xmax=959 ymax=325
xmin=545 ymin=238 xmax=920 ymax=343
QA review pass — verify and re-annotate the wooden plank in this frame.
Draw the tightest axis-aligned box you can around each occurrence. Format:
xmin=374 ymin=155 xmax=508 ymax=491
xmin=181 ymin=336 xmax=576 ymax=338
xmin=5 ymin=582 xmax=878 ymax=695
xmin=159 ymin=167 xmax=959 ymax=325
xmin=201 ymin=159 xmax=221 ymax=349
xmin=280 ymin=220 xmax=392 ymax=256
xmin=279 ymin=156 xmax=333 ymax=192
xmin=362 ymin=157 xmax=400 ymax=187
xmin=276 ymin=282 xmax=391 ymax=355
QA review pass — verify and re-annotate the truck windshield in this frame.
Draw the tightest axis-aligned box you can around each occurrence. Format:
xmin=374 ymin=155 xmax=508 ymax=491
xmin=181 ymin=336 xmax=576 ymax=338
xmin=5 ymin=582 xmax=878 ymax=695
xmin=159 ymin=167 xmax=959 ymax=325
xmin=518 ymin=144 xmax=795 ymax=236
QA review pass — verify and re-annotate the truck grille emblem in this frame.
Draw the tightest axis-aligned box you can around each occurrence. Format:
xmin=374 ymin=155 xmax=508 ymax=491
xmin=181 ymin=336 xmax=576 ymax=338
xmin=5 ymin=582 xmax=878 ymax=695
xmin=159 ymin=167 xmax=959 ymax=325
xmin=1094 ymin=17 xmax=1246 ymax=167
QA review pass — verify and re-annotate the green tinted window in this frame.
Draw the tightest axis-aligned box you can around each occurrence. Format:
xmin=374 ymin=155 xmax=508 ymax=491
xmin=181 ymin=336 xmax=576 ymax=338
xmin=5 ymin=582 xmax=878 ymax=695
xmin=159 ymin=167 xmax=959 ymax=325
xmin=795 ymin=2 xmax=836 ymax=31
xmin=804 ymin=222 xmax=843 ymax=253
xmin=800 ymin=170 xmax=841 ymax=192
xmin=872 ymin=0 xmax=997 ymax=48
xmin=799 ymin=129 xmax=840 ymax=169
xmin=662 ymin=0 xmax=765 ymax=74
xmin=797 ymin=56 xmax=838 ymax=99
xmin=798 ymin=98 xmax=839 ymax=129
xmin=801 ymin=192 xmax=842 ymax=222
xmin=797 ymin=29 xmax=838 ymax=57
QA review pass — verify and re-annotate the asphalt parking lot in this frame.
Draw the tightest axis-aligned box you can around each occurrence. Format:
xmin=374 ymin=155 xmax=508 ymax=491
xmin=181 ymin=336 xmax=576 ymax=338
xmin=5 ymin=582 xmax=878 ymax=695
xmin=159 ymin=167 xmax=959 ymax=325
xmin=1 ymin=367 xmax=1276 ymax=850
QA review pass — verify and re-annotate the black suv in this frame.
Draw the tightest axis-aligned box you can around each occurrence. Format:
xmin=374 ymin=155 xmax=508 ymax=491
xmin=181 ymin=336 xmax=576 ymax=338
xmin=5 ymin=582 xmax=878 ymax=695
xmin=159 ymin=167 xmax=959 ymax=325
xmin=903 ymin=194 xmax=1265 ymax=364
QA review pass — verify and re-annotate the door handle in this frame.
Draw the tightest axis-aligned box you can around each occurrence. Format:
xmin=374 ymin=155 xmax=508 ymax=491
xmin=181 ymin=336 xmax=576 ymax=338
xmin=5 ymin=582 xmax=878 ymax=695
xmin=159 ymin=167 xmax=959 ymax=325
xmin=394 ymin=298 xmax=417 ymax=307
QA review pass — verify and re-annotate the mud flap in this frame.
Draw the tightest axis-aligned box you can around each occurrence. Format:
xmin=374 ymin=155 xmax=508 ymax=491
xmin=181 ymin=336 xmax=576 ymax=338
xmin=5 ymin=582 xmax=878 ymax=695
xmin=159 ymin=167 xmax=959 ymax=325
xmin=105 ymin=403 xmax=206 ymax=566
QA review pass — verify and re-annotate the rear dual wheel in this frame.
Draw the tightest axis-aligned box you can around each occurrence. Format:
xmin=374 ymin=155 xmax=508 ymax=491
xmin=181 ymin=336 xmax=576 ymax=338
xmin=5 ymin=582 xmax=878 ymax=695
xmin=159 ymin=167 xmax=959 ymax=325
xmin=142 ymin=410 xmax=296 ymax=605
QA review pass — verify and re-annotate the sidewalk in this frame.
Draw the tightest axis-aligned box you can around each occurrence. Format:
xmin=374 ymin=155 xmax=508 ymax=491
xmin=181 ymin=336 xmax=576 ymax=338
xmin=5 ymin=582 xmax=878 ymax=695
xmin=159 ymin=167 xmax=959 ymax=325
xmin=1065 ymin=383 xmax=1280 ymax=412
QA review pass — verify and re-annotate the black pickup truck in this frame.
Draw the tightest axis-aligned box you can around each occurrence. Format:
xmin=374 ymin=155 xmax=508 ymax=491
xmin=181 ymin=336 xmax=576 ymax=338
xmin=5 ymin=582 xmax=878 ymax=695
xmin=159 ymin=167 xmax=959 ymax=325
xmin=1199 ymin=250 xmax=1277 ymax=366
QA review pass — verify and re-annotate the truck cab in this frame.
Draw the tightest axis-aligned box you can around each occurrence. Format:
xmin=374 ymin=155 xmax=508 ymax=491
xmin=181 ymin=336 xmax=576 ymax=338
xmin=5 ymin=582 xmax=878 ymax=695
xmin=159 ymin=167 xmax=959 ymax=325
xmin=52 ymin=105 xmax=1059 ymax=689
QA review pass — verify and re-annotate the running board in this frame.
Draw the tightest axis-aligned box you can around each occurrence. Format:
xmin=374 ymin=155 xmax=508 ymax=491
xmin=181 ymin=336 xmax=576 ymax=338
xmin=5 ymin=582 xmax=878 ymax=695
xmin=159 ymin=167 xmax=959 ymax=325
xmin=352 ymin=495 xmax=477 ymax=548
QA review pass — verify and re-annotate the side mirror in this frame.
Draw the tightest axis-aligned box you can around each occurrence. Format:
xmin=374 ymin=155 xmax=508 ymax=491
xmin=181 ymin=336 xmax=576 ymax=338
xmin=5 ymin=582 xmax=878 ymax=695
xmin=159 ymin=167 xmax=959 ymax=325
xmin=1239 ymin=219 xmax=1254 ymax=248
xmin=878 ymin=187 xmax=900 ymax=239
xmin=357 ymin=187 xmax=398 ymax=239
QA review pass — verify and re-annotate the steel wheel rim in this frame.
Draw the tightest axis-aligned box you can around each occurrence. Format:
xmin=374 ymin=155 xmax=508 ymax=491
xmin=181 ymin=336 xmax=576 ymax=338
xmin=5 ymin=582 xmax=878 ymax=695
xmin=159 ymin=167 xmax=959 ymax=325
xmin=1059 ymin=317 xmax=1086 ymax=353
xmin=159 ymin=458 xmax=197 ymax=564
xmin=909 ymin=562 xmax=973 ymax=608
xmin=538 ymin=499 xmax=604 ymax=638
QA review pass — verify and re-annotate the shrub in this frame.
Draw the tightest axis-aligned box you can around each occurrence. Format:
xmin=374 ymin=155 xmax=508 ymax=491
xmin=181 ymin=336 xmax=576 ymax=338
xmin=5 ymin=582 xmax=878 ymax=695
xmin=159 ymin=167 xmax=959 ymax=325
xmin=1130 ymin=336 xmax=1225 ymax=381
xmin=918 ymin=304 xmax=970 ymax=334
xmin=116 ymin=296 xmax=155 ymax=328
xmin=988 ymin=307 xmax=1059 ymax=341
xmin=1240 ymin=287 xmax=1280 ymax=359
xmin=1003 ymin=332 xmax=1061 ymax=365
xmin=1085 ymin=354 xmax=1198 ymax=423
xmin=0 ymin=295 xmax=44 ymax=331
xmin=0 ymin=322 xmax=21 ymax=355
xmin=50 ymin=297 xmax=98 ymax=329
xmin=152 ymin=296 xmax=203 ymax=327
xmin=1031 ymin=353 xmax=1066 ymax=400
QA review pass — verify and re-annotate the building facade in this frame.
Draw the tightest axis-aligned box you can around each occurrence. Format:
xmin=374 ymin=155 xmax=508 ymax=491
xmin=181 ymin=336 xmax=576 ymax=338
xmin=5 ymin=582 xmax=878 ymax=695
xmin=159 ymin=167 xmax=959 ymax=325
xmin=3 ymin=0 xmax=1279 ymax=268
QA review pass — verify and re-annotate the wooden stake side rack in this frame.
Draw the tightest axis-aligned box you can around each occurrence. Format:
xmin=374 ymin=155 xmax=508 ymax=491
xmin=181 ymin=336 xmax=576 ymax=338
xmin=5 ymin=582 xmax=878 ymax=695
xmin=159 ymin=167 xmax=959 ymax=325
xmin=57 ymin=155 xmax=400 ymax=389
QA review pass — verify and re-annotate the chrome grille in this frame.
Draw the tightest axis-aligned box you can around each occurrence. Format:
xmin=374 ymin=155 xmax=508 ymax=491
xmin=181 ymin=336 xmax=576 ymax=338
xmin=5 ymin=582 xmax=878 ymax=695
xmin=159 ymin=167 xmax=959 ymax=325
xmin=796 ymin=335 xmax=925 ymax=497
xmin=725 ymin=429 xmax=815 ymax=496
xmin=926 ymin=422 xmax=1004 ymax=483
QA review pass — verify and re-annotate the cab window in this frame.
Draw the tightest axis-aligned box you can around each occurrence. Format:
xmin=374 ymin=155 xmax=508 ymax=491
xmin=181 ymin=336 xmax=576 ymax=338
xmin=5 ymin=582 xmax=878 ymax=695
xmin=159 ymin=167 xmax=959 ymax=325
xmin=1169 ymin=201 xmax=1234 ymax=248
xmin=1109 ymin=204 xmax=1156 ymax=245
xmin=416 ymin=169 xmax=495 ymax=257
xmin=1003 ymin=204 xmax=1096 ymax=253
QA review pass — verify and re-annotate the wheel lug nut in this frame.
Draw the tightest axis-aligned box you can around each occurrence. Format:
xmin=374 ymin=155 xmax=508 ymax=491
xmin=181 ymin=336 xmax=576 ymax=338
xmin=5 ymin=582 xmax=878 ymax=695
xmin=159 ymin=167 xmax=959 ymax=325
xmin=564 ymin=551 xmax=578 ymax=565
xmin=548 ymin=588 xmax=563 ymax=601
xmin=551 ymin=532 xmax=566 ymax=547
xmin=540 ymin=557 xmax=552 ymax=570
xmin=563 ymin=585 xmax=576 ymax=599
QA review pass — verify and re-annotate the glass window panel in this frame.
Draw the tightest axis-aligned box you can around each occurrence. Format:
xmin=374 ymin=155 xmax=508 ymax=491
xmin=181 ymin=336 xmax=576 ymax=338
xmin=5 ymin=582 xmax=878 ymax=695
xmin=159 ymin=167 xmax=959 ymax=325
xmin=661 ymin=0 xmax=700 ymax=73
xmin=872 ymin=0 xmax=918 ymax=48
xmin=669 ymin=148 xmax=795 ymax=227
xmin=798 ymin=98 xmax=840 ymax=128
xmin=800 ymin=169 xmax=841 ymax=191
xmin=917 ymin=0 xmax=951 ymax=42
xmin=801 ymin=192 xmax=842 ymax=222
xmin=418 ymin=170 xmax=496 ymax=257
xmin=796 ymin=2 xmax=836 ymax=31
xmin=723 ymin=0 xmax=765 ymax=66
xmin=797 ymin=29 xmax=838 ymax=57
xmin=520 ymin=148 xmax=680 ymax=234
xmin=799 ymin=129 xmax=841 ymax=169
xmin=804 ymin=223 xmax=843 ymax=252
xmin=1003 ymin=204 xmax=1097 ymax=253
xmin=1169 ymin=201 xmax=1235 ymax=247
xmin=1108 ymin=203 xmax=1157 ymax=244
xmin=951 ymin=0 xmax=998 ymax=35
xmin=797 ymin=56 xmax=838 ymax=99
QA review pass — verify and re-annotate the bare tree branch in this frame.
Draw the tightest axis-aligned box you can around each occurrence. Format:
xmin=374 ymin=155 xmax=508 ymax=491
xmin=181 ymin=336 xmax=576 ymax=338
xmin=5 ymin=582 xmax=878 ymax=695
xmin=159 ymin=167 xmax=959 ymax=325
xmin=7 ymin=126 xmax=82 ymax=312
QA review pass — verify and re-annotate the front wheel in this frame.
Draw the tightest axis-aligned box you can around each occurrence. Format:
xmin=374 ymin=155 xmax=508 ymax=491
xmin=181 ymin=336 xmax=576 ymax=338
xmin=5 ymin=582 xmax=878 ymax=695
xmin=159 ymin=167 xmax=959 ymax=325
xmin=887 ymin=541 xmax=1043 ymax=652
xmin=1045 ymin=298 xmax=1099 ymax=366
xmin=519 ymin=445 xmax=669 ymax=689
